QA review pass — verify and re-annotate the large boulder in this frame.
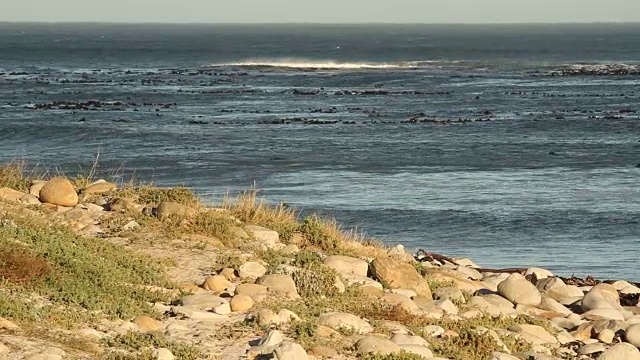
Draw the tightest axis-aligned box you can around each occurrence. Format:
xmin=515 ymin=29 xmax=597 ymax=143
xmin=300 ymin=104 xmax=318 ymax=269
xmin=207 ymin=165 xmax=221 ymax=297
xmin=272 ymin=342 xmax=308 ymax=360
xmin=323 ymin=255 xmax=368 ymax=277
xmin=582 ymin=283 xmax=622 ymax=312
xmin=82 ymin=181 xmax=116 ymax=195
xmin=625 ymin=324 xmax=640 ymax=348
xmin=497 ymin=273 xmax=541 ymax=307
xmin=508 ymin=324 xmax=558 ymax=345
xmin=39 ymin=177 xmax=78 ymax=207
xmin=370 ymin=257 xmax=432 ymax=299
xmin=598 ymin=343 xmax=640 ymax=360
xmin=256 ymin=274 xmax=299 ymax=299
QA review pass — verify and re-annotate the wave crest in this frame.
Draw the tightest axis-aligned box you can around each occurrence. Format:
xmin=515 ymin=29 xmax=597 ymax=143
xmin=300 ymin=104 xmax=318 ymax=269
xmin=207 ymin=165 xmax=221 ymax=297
xmin=208 ymin=59 xmax=438 ymax=70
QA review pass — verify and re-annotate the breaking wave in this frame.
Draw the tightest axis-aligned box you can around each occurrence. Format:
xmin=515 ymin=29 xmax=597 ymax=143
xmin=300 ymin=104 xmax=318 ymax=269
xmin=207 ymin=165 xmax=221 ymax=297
xmin=207 ymin=59 xmax=444 ymax=70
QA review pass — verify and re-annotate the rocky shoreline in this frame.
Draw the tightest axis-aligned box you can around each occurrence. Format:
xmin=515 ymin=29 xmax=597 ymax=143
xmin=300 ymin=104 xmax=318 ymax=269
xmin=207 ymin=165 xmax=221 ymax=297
xmin=1 ymin=167 xmax=640 ymax=359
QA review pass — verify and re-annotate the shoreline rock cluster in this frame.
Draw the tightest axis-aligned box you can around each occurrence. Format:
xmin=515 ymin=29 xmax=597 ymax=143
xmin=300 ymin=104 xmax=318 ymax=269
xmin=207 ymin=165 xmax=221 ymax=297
xmin=2 ymin=175 xmax=640 ymax=359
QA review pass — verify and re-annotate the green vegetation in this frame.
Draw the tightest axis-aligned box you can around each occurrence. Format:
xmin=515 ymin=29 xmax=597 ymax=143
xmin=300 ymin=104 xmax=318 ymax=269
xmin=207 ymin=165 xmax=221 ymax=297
xmin=102 ymin=331 xmax=201 ymax=360
xmin=0 ymin=213 xmax=172 ymax=328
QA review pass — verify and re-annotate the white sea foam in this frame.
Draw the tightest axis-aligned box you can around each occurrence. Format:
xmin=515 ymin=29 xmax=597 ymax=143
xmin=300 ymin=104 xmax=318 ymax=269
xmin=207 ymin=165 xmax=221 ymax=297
xmin=208 ymin=59 xmax=440 ymax=70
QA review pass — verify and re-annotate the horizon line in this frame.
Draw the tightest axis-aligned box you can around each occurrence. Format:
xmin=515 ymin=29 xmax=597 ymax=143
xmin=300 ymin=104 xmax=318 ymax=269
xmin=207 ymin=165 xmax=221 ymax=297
xmin=1 ymin=20 xmax=640 ymax=26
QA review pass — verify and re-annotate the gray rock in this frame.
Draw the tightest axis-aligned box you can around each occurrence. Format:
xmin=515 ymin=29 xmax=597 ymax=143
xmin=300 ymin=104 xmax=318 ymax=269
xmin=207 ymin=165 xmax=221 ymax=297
xmin=238 ymin=262 xmax=267 ymax=279
xmin=398 ymin=344 xmax=433 ymax=358
xmin=318 ymin=312 xmax=373 ymax=334
xmin=390 ymin=333 xmax=429 ymax=347
xmin=152 ymin=348 xmax=175 ymax=360
xmin=355 ymin=336 xmax=401 ymax=355
xmin=178 ymin=294 xmax=226 ymax=310
xmin=578 ymin=342 xmax=607 ymax=355
xmin=598 ymin=343 xmax=640 ymax=360
xmin=323 ymin=255 xmax=369 ymax=277
xmin=256 ymin=274 xmax=299 ymax=299
xmin=625 ymin=323 xmax=640 ymax=348
xmin=245 ymin=225 xmax=279 ymax=245
xmin=497 ymin=273 xmax=541 ymax=307
xmin=507 ymin=324 xmax=557 ymax=345
xmin=432 ymin=286 xmax=466 ymax=303
xmin=273 ymin=342 xmax=308 ymax=360
xmin=582 ymin=283 xmax=622 ymax=312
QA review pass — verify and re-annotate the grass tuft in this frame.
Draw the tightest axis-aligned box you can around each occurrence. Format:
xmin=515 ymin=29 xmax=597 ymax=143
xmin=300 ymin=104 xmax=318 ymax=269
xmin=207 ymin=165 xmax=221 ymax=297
xmin=0 ymin=162 xmax=31 ymax=192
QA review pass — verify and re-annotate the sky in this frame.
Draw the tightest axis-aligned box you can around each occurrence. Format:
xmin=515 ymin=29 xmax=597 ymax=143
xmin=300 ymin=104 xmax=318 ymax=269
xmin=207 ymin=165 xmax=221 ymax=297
xmin=1 ymin=0 xmax=639 ymax=23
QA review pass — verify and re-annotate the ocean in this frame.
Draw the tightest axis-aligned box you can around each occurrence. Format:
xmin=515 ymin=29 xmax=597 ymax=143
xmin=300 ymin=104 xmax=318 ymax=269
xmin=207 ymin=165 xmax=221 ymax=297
xmin=1 ymin=23 xmax=639 ymax=280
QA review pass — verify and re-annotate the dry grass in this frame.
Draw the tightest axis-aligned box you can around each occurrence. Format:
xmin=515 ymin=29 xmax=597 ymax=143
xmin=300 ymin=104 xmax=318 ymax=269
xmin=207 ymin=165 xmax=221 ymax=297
xmin=0 ymin=162 xmax=32 ymax=192
xmin=224 ymin=189 xmax=299 ymax=241
xmin=0 ymin=245 xmax=51 ymax=284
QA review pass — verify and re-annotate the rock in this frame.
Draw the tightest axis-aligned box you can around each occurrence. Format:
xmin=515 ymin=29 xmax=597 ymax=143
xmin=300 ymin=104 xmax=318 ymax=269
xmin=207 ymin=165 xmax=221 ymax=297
xmin=422 ymin=325 xmax=446 ymax=337
xmin=153 ymin=348 xmax=175 ymax=360
xmin=30 ymin=181 xmax=46 ymax=196
xmin=318 ymin=312 xmax=373 ymax=334
xmin=382 ymin=293 xmax=420 ymax=313
xmin=625 ymin=323 xmax=640 ymax=347
xmin=0 ymin=187 xmax=26 ymax=202
xmin=390 ymin=333 xmax=429 ymax=347
xmin=497 ymin=273 xmax=541 ymax=306
xmin=583 ymin=308 xmax=626 ymax=321
xmin=256 ymin=274 xmax=299 ymax=299
xmin=107 ymin=197 xmax=137 ymax=212
xmin=621 ymin=286 xmax=640 ymax=295
xmin=245 ymin=224 xmax=279 ymax=244
xmin=342 ymin=273 xmax=384 ymax=289
xmin=0 ymin=317 xmax=19 ymax=331
xmin=201 ymin=275 xmax=231 ymax=292
xmin=178 ymin=292 xmax=228 ymax=310
xmin=370 ymin=256 xmax=432 ymax=299
xmin=598 ymin=343 xmax=640 ymax=359
xmin=259 ymin=329 xmax=284 ymax=351
xmin=133 ymin=315 xmax=162 ymax=331
xmin=122 ymin=220 xmax=140 ymax=231
xmin=238 ymin=262 xmax=267 ymax=279
xmin=20 ymin=193 xmax=41 ymax=204
xmin=599 ymin=328 xmax=615 ymax=343
xmin=583 ymin=283 xmax=622 ymax=311
xmin=538 ymin=296 xmax=572 ymax=317
xmin=432 ymin=286 xmax=466 ymax=304
xmin=355 ymin=336 xmax=401 ymax=355
xmin=213 ymin=302 xmax=231 ymax=315
xmin=508 ymin=324 xmax=558 ymax=345
xmin=39 ymin=178 xmax=78 ymax=206
xmin=399 ymin=345 xmax=434 ymax=358
xmin=306 ymin=346 xmax=338 ymax=357
xmin=230 ymin=294 xmax=254 ymax=312
xmin=525 ymin=267 xmax=554 ymax=279
xmin=323 ymin=255 xmax=369 ymax=277
xmin=280 ymin=244 xmax=299 ymax=255
xmin=235 ymin=283 xmax=268 ymax=302
xmin=455 ymin=266 xmax=483 ymax=280
xmin=219 ymin=268 xmax=237 ymax=281
xmin=468 ymin=295 xmax=515 ymax=316
xmin=156 ymin=201 xmax=197 ymax=219
xmin=256 ymin=309 xmax=301 ymax=327
xmin=491 ymin=352 xmax=520 ymax=360
xmin=83 ymin=181 xmax=116 ymax=195
xmin=536 ymin=277 xmax=576 ymax=301
xmin=0 ymin=343 xmax=8 ymax=355
xmin=578 ymin=342 xmax=607 ymax=355
xmin=273 ymin=342 xmax=308 ymax=360
xmin=169 ymin=306 xmax=228 ymax=321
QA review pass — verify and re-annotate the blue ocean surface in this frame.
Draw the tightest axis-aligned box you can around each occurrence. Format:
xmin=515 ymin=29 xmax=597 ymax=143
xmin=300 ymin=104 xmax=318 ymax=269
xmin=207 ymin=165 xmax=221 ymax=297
xmin=1 ymin=23 xmax=639 ymax=280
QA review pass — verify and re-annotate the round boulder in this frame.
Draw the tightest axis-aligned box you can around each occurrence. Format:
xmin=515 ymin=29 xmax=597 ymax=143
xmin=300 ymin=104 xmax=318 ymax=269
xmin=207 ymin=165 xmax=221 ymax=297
xmin=39 ymin=177 xmax=78 ymax=207
xmin=497 ymin=273 xmax=541 ymax=307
